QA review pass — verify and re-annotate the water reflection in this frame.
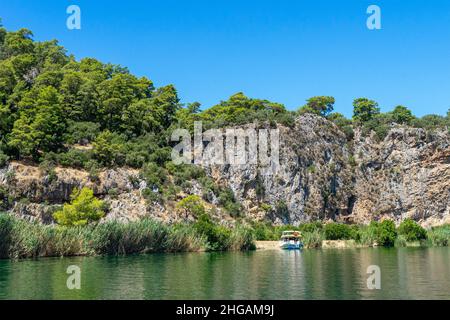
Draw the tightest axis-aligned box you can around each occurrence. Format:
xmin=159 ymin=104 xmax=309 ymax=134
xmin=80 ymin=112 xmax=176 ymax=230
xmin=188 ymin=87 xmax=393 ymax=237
xmin=0 ymin=248 xmax=449 ymax=299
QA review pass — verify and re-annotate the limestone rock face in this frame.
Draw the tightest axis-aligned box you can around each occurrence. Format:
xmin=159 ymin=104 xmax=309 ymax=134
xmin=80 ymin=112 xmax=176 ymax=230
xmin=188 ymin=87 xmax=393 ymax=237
xmin=208 ymin=115 xmax=450 ymax=227
xmin=1 ymin=114 xmax=449 ymax=227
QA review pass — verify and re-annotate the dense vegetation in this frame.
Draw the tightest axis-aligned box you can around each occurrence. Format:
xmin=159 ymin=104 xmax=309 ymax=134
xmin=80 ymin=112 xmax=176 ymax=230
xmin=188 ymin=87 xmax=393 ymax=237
xmin=0 ymin=214 xmax=254 ymax=259
xmin=1 ymin=23 xmax=448 ymax=170
xmin=251 ymin=220 xmax=449 ymax=248
xmin=1 ymin=23 xmax=449 ymax=258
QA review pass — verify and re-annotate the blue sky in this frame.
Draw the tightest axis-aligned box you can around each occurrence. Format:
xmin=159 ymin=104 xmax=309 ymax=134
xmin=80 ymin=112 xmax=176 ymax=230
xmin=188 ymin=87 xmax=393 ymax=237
xmin=2 ymin=0 xmax=450 ymax=117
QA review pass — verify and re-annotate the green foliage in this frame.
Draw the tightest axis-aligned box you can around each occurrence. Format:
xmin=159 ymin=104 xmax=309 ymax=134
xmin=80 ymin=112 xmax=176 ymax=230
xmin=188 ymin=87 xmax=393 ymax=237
xmin=299 ymin=96 xmax=335 ymax=117
xmin=0 ymin=214 xmax=208 ymax=259
xmin=140 ymin=162 xmax=168 ymax=196
xmin=65 ymin=121 xmax=100 ymax=145
xmin=92 ymin=130 xmax=126 ymax=166
xmin=198 ymin=92 xmax=286 ymax=127
xmin=324 ymin=223 xmax=354 ymax=240
xmin=193 ymin=213 xmax=230 ymax=251
xmin=398 ymin=218 xmax=427 ymax=241
xmin=428 ymin=225 xmax=450 ymax=247
xmin=376 ymin=220 xmax=397 ymax=247
xmin=360 ymin=113 xmax=392 ymax=141
xmin=412 ymin=114 xmax=449 ymax=131
xmin=391 ymin=105 xmax=415 ymax=125
xmin=299 ymin=221 xmax=323 ymax=233
xmin=176 ymin=195 xmax=205 ymax=217
xmin=53 ymin=187 xmax=105 ymax=226
xmin=218 ymin=188 xmax=241 ymax=217
xmin=0 ymin=150 xmax=8 ymax=167
xmin=54 ymin=149 xmax=92 ymax=168
xmin=352 ymin=98 xmax=380 ymax=122
xmin=251 ymin=221 xmax=277 ymax=240
xmin=8 ymin=86 xmax=66 ymax=159
xmin=327 ymin=112 xmax=354 ymax=140
xmin=302 ymin=229 xmax=324 ymax=248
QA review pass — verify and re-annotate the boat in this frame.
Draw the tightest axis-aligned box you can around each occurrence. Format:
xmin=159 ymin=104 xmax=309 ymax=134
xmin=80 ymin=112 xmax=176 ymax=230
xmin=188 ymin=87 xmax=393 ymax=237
xmin=279 ymin=230 xmax=303 ymax=250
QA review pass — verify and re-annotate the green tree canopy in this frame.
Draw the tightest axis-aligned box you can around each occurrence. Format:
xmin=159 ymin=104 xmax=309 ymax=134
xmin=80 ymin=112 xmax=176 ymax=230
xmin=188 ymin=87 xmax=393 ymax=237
xmin=352 ymin=98 xmax=380 ymax=122
xmin=391 ymin=105 xmax=414 ymax=125
xmin=298 ymin=96 xmax=335 ymax=117
xmin=53 ymin=187 xmax=105 ymax=226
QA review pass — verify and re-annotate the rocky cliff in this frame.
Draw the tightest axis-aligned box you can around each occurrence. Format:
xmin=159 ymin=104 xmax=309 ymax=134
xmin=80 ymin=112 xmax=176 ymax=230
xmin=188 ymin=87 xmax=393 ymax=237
xmin=1 ymin=114 xmax=449 ymax=227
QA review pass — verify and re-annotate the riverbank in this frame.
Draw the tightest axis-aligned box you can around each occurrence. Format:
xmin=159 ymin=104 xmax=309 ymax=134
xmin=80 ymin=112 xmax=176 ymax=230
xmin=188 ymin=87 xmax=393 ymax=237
xmin=2 ymin=212 xmax=450 ymax=260
xmin=0 ymin=214 xmax=254 ymax=260
xmin=255 ymin=238 xmax=444 ymax=251
xmin=252 ymin=220 xmax=450 ymax=249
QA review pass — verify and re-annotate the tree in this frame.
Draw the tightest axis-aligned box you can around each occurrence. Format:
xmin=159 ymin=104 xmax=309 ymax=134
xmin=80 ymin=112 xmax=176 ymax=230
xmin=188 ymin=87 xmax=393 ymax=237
xmin=53 ymin=187 xmax=105 ymax=226
xmin=176 ymin=195 xmax=206 ymax=217
xmin=352 ymin=98 xmax=380 ymax=122
xmin=200 ymin=92 xmax=286 ymax=125
xmin=398 ymin=218 xmax=427 ymax=241
xmin=299 ymin=96 xmax=335 ymax=117
xmin=391 ymin=105 xmax=414 ymax=125
xmin=8 ymin=86 xmax=66 ymax=158
xmin=121 ymin=99 xmax=162 ymax=136
xmin=376 ymin=220 xmax=397 ymax=246
xmin=2 ymin=28 xmax=34 ymax=57
xmin=98 ymin=73 xmax=153 ymax=130
xmin=92 ymin=130 xmax=126 ymax=166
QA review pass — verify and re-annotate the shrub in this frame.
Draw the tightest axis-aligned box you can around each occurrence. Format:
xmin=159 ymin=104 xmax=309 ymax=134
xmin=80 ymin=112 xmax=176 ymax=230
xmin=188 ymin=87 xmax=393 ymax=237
xmin=176 ymin=195 xmax=205 ymax=217
xmin=166 ymin=224 xmax=207 ymax=252
xmin=299 ymin=221 xmax=323 ymax=233
xmin=251 ymin=221 xmax=276 ymax=240
xmin=56 ymin=149 xmax=92 ymax=168
xmin=0 ymin=215 xmax=210 ymax=259
xmin=0 ymin=151 xmax=9 ymax=167
xmin=92 ymin=130 xmax=126 ymax=167
xmin=140 ymin=162 xmax=168 ymax=200
xmin=324 ymin=223 xmax=353 ymax=240
xmin=398 ymin=218 xmax=427 ymax=242
xmin=193 ymin=214 xmax=233 ymax=251
xmin=376 ymin=220 xmax=397 ymax=247
xmin=53 ymin=187 xmax=105 ymax=226
xmin=65 ymin=121 xmax=100 ymax=145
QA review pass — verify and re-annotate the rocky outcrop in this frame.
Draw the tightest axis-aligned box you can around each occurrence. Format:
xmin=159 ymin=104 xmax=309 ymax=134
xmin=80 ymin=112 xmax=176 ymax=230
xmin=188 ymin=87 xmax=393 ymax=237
xmin=208 ymin=115 xmax=450 ymax=227
xmin=1 ymin=114 xmax=449 ymax=227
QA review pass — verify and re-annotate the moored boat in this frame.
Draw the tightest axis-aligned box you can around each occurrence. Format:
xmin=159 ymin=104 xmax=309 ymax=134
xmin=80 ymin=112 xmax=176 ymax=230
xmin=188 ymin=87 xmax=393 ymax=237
xmin=279 ymin=230 xmax=303 ymax=250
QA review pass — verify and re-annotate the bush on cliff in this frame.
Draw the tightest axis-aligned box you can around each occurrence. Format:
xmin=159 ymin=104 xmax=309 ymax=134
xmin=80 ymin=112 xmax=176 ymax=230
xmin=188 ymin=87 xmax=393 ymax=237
xmin=176 ymin=195 xmax=206 ymax=217
xmin=53 ymin=187 xmax=105 ymax=226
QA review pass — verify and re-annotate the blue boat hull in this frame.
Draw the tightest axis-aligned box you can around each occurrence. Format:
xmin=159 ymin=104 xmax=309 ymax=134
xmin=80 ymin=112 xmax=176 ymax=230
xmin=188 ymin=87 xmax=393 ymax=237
xmin=280 ymin=242 xmax=303 ymax=250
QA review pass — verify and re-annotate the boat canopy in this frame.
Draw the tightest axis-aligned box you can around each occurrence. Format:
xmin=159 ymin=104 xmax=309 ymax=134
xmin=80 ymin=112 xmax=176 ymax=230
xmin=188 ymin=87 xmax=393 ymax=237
xmin=280 ymin=230 xmax=301 ymax=239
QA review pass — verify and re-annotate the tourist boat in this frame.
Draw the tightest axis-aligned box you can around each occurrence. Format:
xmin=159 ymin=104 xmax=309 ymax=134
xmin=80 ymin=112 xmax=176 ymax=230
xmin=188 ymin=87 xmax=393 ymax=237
xmin=279 ymin=230 xmax=303 ymax=250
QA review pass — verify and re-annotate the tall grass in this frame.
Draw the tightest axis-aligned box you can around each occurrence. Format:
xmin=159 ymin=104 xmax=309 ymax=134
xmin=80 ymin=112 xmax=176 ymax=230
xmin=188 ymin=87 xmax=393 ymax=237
xmin=228 ymin=225 xmax=256 ymax=251
xmin=427 ymin=225 xmax=450 ymax=246
xmin=302 ymin=229 xmax=324 ymax=248
xmin=0 ymin=214 xmax=255 ymax=259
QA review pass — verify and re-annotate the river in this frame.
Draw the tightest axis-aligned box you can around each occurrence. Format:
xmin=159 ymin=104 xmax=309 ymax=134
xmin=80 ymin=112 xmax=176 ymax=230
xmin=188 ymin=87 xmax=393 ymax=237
xmin=0 ymin=247 xmax=449 ymax=299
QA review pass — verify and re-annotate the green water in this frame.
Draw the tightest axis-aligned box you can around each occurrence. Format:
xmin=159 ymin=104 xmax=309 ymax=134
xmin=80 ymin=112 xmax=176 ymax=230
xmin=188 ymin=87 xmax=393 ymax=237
xmin=0 ymin=247 xmax=449 ymax=300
